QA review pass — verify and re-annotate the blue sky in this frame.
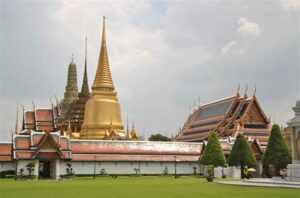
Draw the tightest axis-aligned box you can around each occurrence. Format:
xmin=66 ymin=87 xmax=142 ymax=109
xmin=0 ymin=0 xmax=299 ymax=141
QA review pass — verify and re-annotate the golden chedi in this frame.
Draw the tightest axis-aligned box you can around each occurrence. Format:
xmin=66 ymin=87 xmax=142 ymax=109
xmin=80 ymin=17 xmax=124 ymax=139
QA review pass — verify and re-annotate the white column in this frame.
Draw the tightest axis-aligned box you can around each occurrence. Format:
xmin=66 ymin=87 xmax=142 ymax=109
xmin=34 ymin=160 xmax=39 ymax=179
xmin=55 ymin=160 xmax=60 ymax=180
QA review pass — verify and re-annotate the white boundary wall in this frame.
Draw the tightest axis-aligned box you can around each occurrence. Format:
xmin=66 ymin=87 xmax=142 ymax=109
xmin=59 ymin=161 xmax=200 ymax=175
xmin=0 ymin=161 xmax=15 ymax=172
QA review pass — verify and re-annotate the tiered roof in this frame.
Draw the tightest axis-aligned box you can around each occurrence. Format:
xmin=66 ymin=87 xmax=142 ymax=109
xmin=22 ymin=105 xmax=60 ymax=133
xmin=13 ymin=132 xmax=71 ymax=160
xmin=175 ymin=90 xmax=271 ymax=147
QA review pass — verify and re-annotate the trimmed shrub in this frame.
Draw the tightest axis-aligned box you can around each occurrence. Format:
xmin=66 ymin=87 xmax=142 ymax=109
xmin=228 ymin=133 xmax=257 ymax=178
xmin=263 ymin=124 xmax=292 ymax=176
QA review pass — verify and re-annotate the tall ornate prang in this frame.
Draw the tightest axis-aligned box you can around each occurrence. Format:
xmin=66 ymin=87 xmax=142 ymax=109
xmin=62 ymin=38 xmax=91 ymax=134
xmin=80 ymin=17 xmax=124 ymax=139
xmin=60 ymin=55 xmax=79 ymax=115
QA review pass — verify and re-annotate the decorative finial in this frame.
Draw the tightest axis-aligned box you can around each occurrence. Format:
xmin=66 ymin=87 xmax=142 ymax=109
xmin=244 ymin=84 xmax=248 ymax=97
xmin=50 ymin=98 xmax=53 ymax=106
xmin=21 ymin=103 xmax=24 ymax=111
xmin=85 ymin=37 xmax=87 ymax=58
xmin=32 ymin=100 xmax=35 ymax=109
xmin=71 ymin=54 xmax=74 ymax=63
xmin=15 ymin=101 xmax=19 ymax=134
xmin=253 ymin=86 xmax=257 ymax=97
xmin=198 ymin=96 xmax=201 ymax=106
xmin=236 ymin=83 xmax=240 ymax=95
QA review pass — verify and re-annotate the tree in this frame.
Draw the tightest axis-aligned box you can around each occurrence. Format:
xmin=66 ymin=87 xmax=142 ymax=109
xmin=65 ymin=163 xmax=74 ymax=176
xmin=26 ymin=162 xmax=35 ymax=177
xmin=200 ymin=132 xmax=226 ymax=167
xmin=148 ymin=134 xmax=171 ymax=141
xmin=262 ymin=124 xmax=292 ymax=176
xmin=228 ymin=133 xmax=257 ymax=178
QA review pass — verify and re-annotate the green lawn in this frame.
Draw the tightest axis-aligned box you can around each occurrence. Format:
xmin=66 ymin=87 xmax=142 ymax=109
xmin=0 ymin=176 xmax=298 ymax=198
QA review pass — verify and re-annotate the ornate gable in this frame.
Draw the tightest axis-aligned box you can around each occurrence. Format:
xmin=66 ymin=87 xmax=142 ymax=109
xmin=37 ymin=133 xmax=60 ymax=150
xmin=32 ymin=133 xmax=63 ymax=159
xmin=242 ymin=100 xmax=267 ymax=125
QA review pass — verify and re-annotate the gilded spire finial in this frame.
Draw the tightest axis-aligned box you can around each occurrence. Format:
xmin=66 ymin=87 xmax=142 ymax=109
xmin=253 ymin=86 xmax=257 ymax=97
xmin=92 ymin=16 xmax=115 ymax=92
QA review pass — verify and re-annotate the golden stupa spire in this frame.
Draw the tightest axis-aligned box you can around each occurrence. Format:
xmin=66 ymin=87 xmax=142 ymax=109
xmin=80 ymin=17 xmax=124 ymax=140
xmin=92 ymin=16 xmax=114 ymax=92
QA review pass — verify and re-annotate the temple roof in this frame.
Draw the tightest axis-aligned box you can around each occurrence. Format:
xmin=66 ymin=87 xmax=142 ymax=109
xmin=175 ymin=90 xmax=270 ymax=147
xmin=22 ymin=106 xmax=58 ymax=132
xmin=0 ymin=143 xmax=12 ymax=161
xmin=70 ymin=140 xmax=202 ymax=162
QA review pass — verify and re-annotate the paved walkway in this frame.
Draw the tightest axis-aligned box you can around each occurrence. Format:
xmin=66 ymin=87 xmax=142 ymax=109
xmin=216 ymin=179 xmax=300 ymax=189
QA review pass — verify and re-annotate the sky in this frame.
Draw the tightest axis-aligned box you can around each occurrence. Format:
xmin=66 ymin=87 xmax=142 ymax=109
xmin=0 ymin=0 xmax=299 ymax=141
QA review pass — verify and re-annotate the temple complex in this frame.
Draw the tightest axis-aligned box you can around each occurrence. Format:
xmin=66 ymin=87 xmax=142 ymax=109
xmin=0 ymin=17 xmax=273 ymax=180
xmin=175 ymin=89 xmax=271 ymax=149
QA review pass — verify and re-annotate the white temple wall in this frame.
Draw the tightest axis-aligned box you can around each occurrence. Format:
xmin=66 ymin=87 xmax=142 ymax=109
xmin=213 ymin=166 xmax=241 ymax=178
xmin=0 ymin=161 xmax=15 ymax=172
xmin=59 ymin=161 xmax=200 ymax=175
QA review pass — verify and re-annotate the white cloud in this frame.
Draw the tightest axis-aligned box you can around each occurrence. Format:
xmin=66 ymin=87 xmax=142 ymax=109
xmin=221 ymin=40 xmax=239 ymax=55
xmin=280 ymin=0 xmax=300 ymax=11
xmin=238 ymin=17 xmax=261 ymax=38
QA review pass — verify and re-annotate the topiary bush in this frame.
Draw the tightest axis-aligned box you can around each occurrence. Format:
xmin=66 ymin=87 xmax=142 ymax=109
xmin=228 ymin=133 xmax=257 ymax=178
xmin=263 ymin=124 xmax=292 ymax=177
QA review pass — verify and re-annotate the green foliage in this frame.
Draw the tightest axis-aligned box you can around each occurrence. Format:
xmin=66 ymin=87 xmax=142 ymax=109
xmin=0 ymin=170 xmax=15 ymax=178
xmin=163 ymin=167 xmax=168 ymax=175
xmin=206 ymin=165 xmax=214 ymax=177
xmin=148 ymin=134 xmax=171 ymax=141
xmin=26 ymin=162 xmax=35 ymax=176
xmin=199 ymin=132 xmax=226 ymax=167
xmin=228 ymin=133 xmax=257 ymax=168
xmin=65 ymin=163 xmax=74 ymax=176
xmin=263 ymin=124 xmax=292 ymax=171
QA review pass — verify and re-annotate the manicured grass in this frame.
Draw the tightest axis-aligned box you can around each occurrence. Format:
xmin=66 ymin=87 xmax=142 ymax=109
xmin=0 ymin=176 xmax=298 ymax=198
